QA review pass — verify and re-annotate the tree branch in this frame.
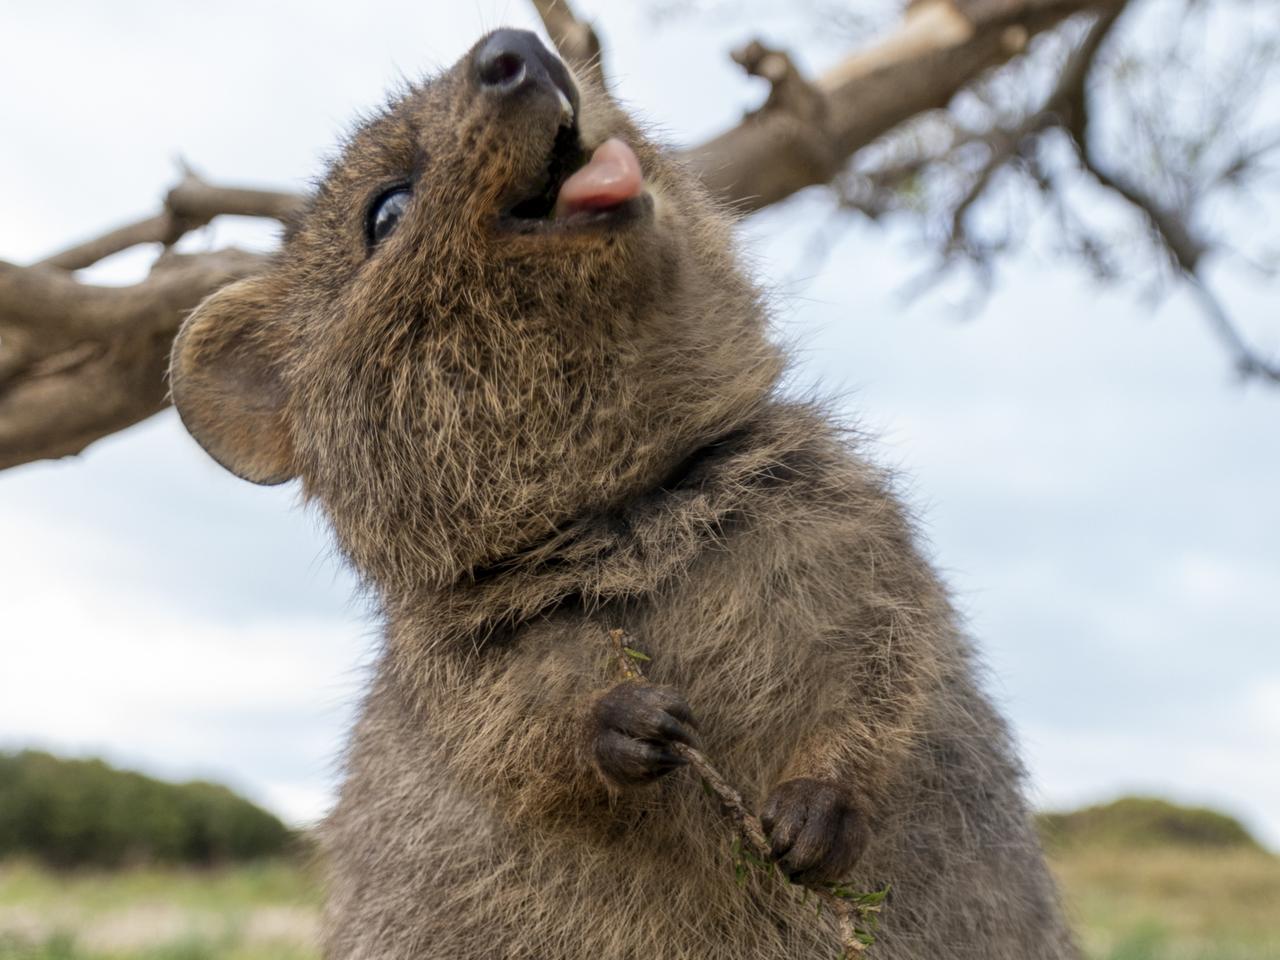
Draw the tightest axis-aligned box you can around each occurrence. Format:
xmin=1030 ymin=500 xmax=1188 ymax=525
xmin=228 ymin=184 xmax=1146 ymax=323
xmin=4 ymin=0 xmax=1270 ymax=473
xmin=684 ymin=0 xmax=1121 ymax=212
xmin=1186 ymin=276 xmax=1280 ymax=384
xmin=606 ymin=630 xmax=887 ymax=957
xmin=730 ymin=40 xmax=828 ymax=128
xmin=1058 ymin=7 xmax=1280 ymax=384
xmin=933 ymin=4 xmax=1124 ymax=259
xmin=38 ymin=170 xmax=303 ymax=272
xmin=0 ymin=246 xmax=268 ymax=469
xmin=0 ymin=166 xmax=300 ymax=470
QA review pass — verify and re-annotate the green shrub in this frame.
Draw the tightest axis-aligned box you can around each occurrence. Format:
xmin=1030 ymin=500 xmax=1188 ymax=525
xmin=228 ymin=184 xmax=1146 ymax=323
xmin=1038 ymin=796 xmax=1261 ymax=853
xmin=0 ymin=751 xmax=292 ymax=868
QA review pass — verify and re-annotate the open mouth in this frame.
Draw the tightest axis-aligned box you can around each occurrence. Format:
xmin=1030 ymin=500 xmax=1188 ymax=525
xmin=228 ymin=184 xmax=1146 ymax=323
xmin=500 ymin=126 xmax=650 ymax=234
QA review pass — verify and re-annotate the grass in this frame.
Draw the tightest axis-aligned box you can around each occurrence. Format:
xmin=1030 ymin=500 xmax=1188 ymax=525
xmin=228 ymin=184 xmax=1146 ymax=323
xmin=0 ymin=937 xmax=315 ymax=960
xmin=1051 ymin=845 xmax=1280 ymax=960
xmin=0 ymin=861 xmax=318 ymax=960
xmin=1 ymin=845 xmax=1277 ymax=958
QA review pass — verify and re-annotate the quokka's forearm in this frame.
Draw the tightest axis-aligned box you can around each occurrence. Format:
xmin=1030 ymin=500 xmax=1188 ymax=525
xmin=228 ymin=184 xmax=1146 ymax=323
xmin=426 ymin=646 xmax=615 ymax=817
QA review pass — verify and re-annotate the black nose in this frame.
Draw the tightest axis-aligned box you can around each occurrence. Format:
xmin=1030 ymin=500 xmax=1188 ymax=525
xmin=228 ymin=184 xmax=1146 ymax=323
xmin=474 ymin=29 xmax=579 ymax=119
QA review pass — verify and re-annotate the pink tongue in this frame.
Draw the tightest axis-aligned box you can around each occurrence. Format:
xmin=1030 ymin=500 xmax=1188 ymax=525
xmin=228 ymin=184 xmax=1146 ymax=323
xmin=555 ymin=138 xmax=643 ymax=217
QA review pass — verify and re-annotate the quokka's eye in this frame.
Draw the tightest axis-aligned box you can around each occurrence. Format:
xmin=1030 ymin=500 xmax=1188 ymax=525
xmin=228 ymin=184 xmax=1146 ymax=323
xmin=367 ymin=186 xmax=412 ymax=247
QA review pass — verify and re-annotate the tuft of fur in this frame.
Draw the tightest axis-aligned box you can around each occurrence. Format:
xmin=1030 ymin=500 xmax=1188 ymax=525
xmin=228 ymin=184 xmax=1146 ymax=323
xmin=171 ymin=30 xmax=1079 ymax=960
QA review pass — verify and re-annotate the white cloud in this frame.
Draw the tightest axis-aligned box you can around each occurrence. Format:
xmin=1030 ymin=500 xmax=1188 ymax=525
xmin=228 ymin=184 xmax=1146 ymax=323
xmin=1246 ymin=680 xmax=1280 ymax=740
xmin=0 ymin=509 xmax=371 ymax=824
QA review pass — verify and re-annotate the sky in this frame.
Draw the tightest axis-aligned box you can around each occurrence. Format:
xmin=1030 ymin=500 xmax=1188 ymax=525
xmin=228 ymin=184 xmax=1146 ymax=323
xmin=1 ymin=2 xmax=1277 ymax=846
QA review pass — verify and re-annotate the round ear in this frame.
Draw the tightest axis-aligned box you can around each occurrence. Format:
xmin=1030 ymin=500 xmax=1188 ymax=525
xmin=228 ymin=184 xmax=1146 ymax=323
xmin=169 ymin=275 xmax=295 ymax=485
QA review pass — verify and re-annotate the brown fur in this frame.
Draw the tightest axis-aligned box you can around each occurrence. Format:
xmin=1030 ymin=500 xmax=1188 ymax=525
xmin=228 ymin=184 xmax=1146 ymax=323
xmin=170 ymin=30 xmax=1078 ymax=960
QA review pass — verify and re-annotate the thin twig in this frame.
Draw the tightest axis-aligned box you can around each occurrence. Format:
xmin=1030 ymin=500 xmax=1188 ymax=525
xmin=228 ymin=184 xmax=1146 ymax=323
xmin=606 ymin=629 xmax=886 ymax=957
xmin=1061 ymin=8 xmax=1280 ymax=385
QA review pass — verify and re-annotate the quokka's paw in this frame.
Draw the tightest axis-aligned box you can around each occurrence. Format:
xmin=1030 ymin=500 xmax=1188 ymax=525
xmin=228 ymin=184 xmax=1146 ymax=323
xmin=590 ymin=682 xmax=700 ymax=789
xmin=761 ymin=777 xmax=871 ymax=884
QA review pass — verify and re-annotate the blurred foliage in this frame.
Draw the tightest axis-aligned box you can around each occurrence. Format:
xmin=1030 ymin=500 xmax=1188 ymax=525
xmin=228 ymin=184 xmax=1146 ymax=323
xmin=0 ymin=934 xmax=317 ymax=960
xmin=0 ymin=753 xmax=293 ymax=868
xmin=0 ymin=858 xmax=316 ymax=909
xmin=0 ymin=935 xmax=228 ymax=960
xmin=0 ymin=860 xmax=318 ymax=960
xmin=1038 ymin=796 xmax=1262 ymax=853
xmin=1054 ymin=845 xmax=1280 ymax=959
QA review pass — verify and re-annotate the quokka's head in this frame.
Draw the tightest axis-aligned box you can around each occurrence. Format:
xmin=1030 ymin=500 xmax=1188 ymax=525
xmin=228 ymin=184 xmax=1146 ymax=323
xmin=171 ymin=29 xmax=782 ymax=594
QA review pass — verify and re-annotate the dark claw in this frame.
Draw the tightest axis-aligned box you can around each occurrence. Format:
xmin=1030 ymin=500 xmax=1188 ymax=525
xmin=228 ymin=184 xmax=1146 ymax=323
xmin=761 ymin=778 xmax=870 ymax=883
xmin=655 ymin=714 xmax=697 ymax=747
xmin=590 ymin=682 xmax=699 ymax=789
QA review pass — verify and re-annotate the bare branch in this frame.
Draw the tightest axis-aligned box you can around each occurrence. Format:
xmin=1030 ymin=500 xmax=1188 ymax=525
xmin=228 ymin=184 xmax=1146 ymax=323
xmin=3 ymin=0 xmax=1273 ymax=473
xmin=1057 ymin=6 xmax=1280 ymax=383
xmin=683 ymin=0 xmax=1122 ymax=213
xmin=1052 ymin=6 xmax=1123 ymax=139
xmin=934 ymin=4 xmax=1125 ymax=257
xmin=37 ymin=213 xmax=185 ymax=273
xmin=731 ymin=40 xmax=828 ymax=128
xmin=1051 ymin=7 xmax=1205 ymax=271
xmin=162 ymin=174 xmax=303 ymax=227
xmin=1186 ymin=276 xmax=1280 ymax=384
xmin=900 ymin=0 xmax=1280 ymax=384
xmin=38 ymin=171 xmax=303 ymax=272
xmin=945 ymin=118 xmax=1049 ymax=257
xmin=0 ymin=164 xmax=301 ymax=469
xmin=4 ymin=0 xmax=1122 ymax=472
xmin=0 ymin=245 xmax=268 ymax=470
